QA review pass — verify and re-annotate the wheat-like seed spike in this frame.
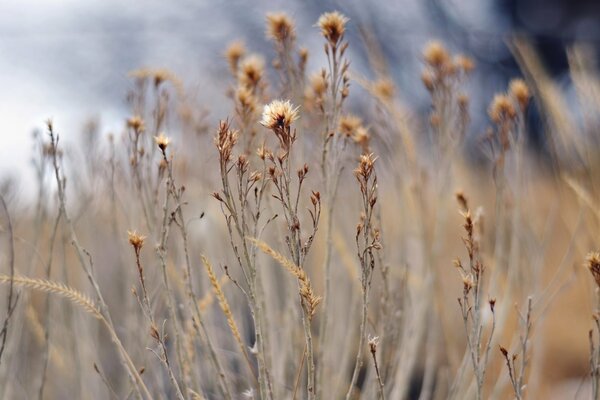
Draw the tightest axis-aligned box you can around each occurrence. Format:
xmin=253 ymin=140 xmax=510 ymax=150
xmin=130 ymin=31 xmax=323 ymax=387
xmin=247 ymin=237 xmax=304 ymax=279
xmin=0 ymin=274 xmax=102 ymax=319
xmin=201 ymin=255 xmax=246 ymax=359
xmin=247 ymin=237 xmax=321 ymax=317
xmin=197 ymin=275 xmax=228 ymax=312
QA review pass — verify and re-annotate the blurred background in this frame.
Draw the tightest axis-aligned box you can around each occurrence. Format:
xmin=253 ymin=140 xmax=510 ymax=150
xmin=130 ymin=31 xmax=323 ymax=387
xmin=2 ymin=0 xmax=600 ymax=200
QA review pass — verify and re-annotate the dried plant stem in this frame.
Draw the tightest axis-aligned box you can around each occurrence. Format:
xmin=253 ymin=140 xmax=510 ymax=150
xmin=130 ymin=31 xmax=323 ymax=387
xmin=214 ymin=121 xmax=283 ymax=399
xmin=455 ymin=205 xmax=496 ymax=400
xmin=47 ymin=123 xmax=151 ymax=399
xmin=201 ymin=255 xmax=256 ymax=380
xmin=346 ymin=153 xmax=380 ymax=400
xmin=162 ymin=150 xmax=233 ymax=400
xmin=156 ymin=154 xmax=191 ymax=396
xmin=250 ymin=236 xmax=320 ymax=399
xmin=0 ymin=196 xmax=18 ymax=365
xmin=130 ymin=233 xmax=185 ymax=400
xmin=369 ymin=337 xmax=385 ymax=400
xmin=38 ymin=209 xmax=61 ymax=400
xmin=498 ymin=297 xmax=533 ymax=400
xmin=293 ymin=345 xmax=307 ymax=400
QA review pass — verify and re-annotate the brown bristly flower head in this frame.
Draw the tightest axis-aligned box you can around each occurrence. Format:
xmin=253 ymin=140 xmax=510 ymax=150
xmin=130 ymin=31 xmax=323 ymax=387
xmin=238 ymin=55 xmax=265 ymax=90
xmin=372 ymin=78 xmax=395 ymax=102
xmin=298 ymin=47 xmax=309 ymax=69
xmin=354 ymin=152 xmax=377 ymax=181
xmin=455 ymin=191 xmax=469 ymax=212
xmin=154 ymin=133 xmax=170 ymax=152
xmin=423 ymin=41 xmax=450 ymax=68
xmin=127 ymin=115 xmax=145 ymax=133
xmin=310 ymin=71 xmax=328 ymax=97
xmin=454 ymin=54 xmax=475 ymax=74
xmin=421 ymin=70 xmax=435 ymax=92
xmin=266 ymin=12 xmax=296 ymax=43
xmin=215 ymin=120 xmax=239 ymax=164
xmin=256 ymin=143 xmax=273 ymax=161
xmin=586 ymin=252 xmax=600 ymax=288
xmin=236 ymin=86 xmax=258 ymax=114
xmin=509 ymin=78 xmax=530 ymax=111
xmin=339 ymin=114 xmax=363 ymax=138
xmin=260 ymin=99 xmax=299 ymax=131
xmin=488 ymin=93 xmax=517 ymax=124
xmin=225 ymin=41 xmax=246 ymax=74
xmin=457 ymin=93 xmax=469 ymax=111
xmin=127 ymin=230 xmax=146 ymax=252
xmin=317 ymin=11 xmax=349 ymax=47
xmin=305 ymin=71 xmax=328 ymax=109
xmin=368 ymin=335 xmax=380 ymax=354
xmin=353 ymin=127 xmax=371 ymax=153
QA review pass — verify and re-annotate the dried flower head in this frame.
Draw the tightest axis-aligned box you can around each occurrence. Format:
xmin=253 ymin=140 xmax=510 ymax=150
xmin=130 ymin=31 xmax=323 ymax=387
xmin=317 ymin=11 xmax=349 ymax=46
xmin=339 ymin=114 xmax=363 ymax=138
xmin=154 ymin=133 xmax=170 ymax=152
xmin=260 ymin=99 xmax=299 ymax=131
xmin=423 ymin=41 xmax=450 ymax=68
xmin=354 ymin=153 xmax=377 ymax=180
xmin=353 ymin=127 xmax=370 ymax=152
xmin=587 ymin=252 xmax=600 ymax=288
xmin=225 ymin=41 xmax=246 ymax=74
xmin=127 ymin=116 xmax=145 ymax=132
xmin=421 ymin=71 xmax=435 ymax=92
xmin=215 ymin=120 xmax=239 ymax=164
xmin=509 ymin=78 xmax=530 ymax=111
xmin=310 ymin=71 xmax=328 ymax=98
xmin=488 ymin=94 xmax=516 ymax=123
xmin=368 ymin=335 xmax=380 ymax=353
xmin=127 ymin=230 xmax=146 ymax=252
xmin=266 ymin=12 xmax=296 ymax=42
xmin=238 ymin=55 xmax=265 ymax=89
xmin=372 ymin=78 xmax=395 ymax=101
xmin=236 ymin=86 xmax=258 ymax=113
xmin=256 ymin=143 xmax=273 ymax=161
xmin=454 ymin=55 xmax=475 ymax=74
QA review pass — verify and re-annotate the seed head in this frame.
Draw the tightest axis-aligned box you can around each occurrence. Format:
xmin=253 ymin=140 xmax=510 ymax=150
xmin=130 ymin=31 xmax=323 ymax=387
xmin=509 ymin=79 xmax=530 ymax=111
xmin=238 ymin=55 xmax=265 ymax=89
xmin=488 ymin=94 xmax=516 ymax=123
xmin=454 ymin=55 xmax=475 ymax=74
xmin=266 ymin=12 xmax=296 ymax=43
xmin=354 ymin=152 xmax=377 ymax=180
xmin=368 ymin=335 xmax=380 ymax=354
xmin=236 ymin=86 xmax=258 ymax=113
xmin=421 ymin=71 xmax=435 ymax=92
xmin=310 ymin=71 xmax=328 ymax=98
xmin=215 ymin=120 xmax=239 ymax=164
xmin=353 ymin=127 xmax=370 ymax=152
xmin=127 ymin=116 xmax=145 ymax=132
xmin=372 ymin=78 xmax=395 ymax=101
xmin=587 ymin=252 xmax=600 ymax=288
xmin=339 ymin=114 xmax=363 ymax=138
xmin=317 ymin=11 xmax=349 ymax=46
xmin=260 ymin=100 xmax=299 ymax=131
xmin=225 ymin=41 xmax=246 ymax=74
xmin=423 ymin=41 xmax=450 ymax=68
xmin=128 ymin=230 xmax=146 ymax=252
xmin=154 ymin=133 xmax=170 ymax=152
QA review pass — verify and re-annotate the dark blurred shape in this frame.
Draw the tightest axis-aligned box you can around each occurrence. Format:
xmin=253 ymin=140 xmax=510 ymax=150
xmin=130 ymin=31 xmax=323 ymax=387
xmin=500 ymin=0 xmax=600 ymax=75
